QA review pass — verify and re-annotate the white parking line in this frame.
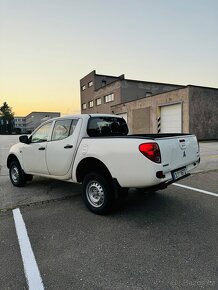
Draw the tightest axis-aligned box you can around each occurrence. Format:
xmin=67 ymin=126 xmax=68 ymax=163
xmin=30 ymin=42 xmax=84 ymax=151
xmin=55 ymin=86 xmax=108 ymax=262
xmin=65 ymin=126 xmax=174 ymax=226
xmin=12 ymin=208 xmax=44 ymax=290
xmin=173 ymin=183 xmax=218 ymax=197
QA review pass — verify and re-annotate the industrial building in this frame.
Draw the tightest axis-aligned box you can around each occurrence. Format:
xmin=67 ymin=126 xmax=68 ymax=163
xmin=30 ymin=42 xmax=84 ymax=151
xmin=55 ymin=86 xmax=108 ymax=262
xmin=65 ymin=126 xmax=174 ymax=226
xmin=80 ymin=70 xmax=218 ymax=140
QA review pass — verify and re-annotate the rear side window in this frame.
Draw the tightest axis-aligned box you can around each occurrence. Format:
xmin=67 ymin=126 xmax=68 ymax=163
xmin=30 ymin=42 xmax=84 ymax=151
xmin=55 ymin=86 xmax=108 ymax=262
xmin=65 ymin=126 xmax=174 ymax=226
xmin=87 ymin=117 xmax=128 ymax=137
xmin=52 ymin=119 xmax=78 ymax=141
xmin=69 ymin=119 xmax=78 ymax=135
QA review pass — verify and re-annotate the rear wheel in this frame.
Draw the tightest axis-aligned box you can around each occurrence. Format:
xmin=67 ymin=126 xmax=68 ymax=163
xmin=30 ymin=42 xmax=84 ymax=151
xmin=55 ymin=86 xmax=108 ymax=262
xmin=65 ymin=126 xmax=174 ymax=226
xmin=82 ymin=172 xmax=115 ymax=214
xmin=9 ymin=160 xmax=26 ymax=187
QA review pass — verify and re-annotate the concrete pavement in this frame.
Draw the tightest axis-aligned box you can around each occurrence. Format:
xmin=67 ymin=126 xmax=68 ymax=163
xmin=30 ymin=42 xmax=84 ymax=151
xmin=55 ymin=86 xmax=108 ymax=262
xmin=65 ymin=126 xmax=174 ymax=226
xmin=1 ymin=171 xmax=217 ymax=290
xmin=193 ymin=141 xmax=218 ymax=173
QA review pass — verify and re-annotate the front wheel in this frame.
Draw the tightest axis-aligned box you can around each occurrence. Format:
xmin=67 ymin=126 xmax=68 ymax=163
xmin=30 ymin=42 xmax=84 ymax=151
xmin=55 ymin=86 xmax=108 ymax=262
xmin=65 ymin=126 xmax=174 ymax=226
xmin=82 ymin=172 xmax=115 ymax=214
xmin=9 ymin=160 xmax=26 ymax=187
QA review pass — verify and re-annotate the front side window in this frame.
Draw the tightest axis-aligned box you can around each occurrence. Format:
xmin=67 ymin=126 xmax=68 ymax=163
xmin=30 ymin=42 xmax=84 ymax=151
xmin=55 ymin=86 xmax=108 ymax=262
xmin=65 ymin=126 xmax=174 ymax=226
xmin=31 ymin=122 xmax=52 ymax=143
xmin=51 ymin=119 xmax=78 ymax=141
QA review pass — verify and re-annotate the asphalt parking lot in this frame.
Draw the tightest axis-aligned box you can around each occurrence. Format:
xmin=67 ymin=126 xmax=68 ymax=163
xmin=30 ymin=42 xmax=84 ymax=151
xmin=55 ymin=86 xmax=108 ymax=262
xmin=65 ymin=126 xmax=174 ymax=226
xmin=0 ymin=136 xmax=218 ymax=289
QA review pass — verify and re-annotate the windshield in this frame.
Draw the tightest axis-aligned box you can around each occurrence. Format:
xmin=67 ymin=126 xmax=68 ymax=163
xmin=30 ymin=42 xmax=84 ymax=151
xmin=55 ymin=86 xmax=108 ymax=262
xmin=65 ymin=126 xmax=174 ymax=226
xmin=87 ymin=116 xmax=128 ymax=137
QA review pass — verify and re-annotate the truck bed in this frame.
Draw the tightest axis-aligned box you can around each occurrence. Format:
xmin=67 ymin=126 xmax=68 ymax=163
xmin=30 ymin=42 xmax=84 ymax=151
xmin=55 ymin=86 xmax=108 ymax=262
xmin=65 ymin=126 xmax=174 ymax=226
xmin=129 ymin=133 xmax=193 ymax=139
xmin=84 ymin=133 xmax=193 ymax=140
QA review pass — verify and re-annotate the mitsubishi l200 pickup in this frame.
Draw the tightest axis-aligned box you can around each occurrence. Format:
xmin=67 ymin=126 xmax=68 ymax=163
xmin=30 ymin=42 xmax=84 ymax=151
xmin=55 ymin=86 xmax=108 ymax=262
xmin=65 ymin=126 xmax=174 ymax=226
xmin=7 ymin=114 xmax=200 ymax=214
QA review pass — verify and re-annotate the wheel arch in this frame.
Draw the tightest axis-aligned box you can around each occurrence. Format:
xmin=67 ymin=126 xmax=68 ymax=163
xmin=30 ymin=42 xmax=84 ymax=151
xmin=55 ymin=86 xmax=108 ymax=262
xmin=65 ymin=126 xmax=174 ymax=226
xmin=7 ymin=154 xmax=21 ymax=169
xmin=76 ymin=157 xmax=113 ymax=183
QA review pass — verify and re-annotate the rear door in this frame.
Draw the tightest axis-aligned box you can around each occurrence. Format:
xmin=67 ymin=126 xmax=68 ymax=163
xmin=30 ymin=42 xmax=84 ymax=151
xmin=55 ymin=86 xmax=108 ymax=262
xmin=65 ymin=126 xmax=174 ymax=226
xmin=46 ymin=118 xmax=81 ymax=176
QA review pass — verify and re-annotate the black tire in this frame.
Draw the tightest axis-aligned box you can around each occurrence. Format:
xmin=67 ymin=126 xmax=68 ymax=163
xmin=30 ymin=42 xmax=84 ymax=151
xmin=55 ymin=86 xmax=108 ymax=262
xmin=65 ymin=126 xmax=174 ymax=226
xmin=9 ymin=160 xmax=26 ymax=187
xmin=82 ymin=172 xmax=115 ymax=214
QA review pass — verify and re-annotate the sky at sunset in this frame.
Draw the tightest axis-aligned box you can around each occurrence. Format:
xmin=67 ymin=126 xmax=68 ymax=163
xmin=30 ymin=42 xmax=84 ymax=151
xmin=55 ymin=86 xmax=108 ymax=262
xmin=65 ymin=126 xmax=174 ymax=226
xmin=0 ymin=0 xmax=218 ymax=116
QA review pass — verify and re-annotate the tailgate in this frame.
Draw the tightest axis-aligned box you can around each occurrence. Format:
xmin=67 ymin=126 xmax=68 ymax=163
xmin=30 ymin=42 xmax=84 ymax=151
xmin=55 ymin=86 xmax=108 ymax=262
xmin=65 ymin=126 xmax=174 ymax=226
xmin=157 ymin=135 xmax=200 ymax=172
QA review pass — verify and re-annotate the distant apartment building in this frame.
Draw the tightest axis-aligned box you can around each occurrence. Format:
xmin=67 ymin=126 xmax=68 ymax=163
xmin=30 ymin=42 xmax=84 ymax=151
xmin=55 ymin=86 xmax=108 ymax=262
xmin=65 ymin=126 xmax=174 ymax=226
xmin=25 ymin=112 xmax=60 ymax=132
xmin=14 ymin=117 xmax=26 ymax=133
xmin=80 ymin=70 xmax=218 ymax=140
xmin=14 ymin=111 xmax=60 ymax=133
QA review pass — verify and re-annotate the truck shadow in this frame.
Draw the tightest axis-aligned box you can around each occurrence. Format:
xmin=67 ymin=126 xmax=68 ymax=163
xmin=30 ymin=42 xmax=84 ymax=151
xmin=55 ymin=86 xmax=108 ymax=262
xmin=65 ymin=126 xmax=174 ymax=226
xmin=113 ymin=187 xmax=212 ymax=227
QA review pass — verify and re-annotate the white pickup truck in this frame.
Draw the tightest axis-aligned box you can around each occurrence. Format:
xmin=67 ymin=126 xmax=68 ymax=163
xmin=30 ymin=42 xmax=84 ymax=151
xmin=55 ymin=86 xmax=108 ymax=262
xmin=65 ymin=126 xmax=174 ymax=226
xmin=7 ymin=114 xmax=200 ymax=213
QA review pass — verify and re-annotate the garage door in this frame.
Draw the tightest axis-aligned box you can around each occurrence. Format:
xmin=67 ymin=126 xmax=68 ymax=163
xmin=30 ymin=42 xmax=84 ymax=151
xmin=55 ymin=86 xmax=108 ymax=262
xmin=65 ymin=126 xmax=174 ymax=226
xmin=160 ymin=103 xmax=182 ymax=133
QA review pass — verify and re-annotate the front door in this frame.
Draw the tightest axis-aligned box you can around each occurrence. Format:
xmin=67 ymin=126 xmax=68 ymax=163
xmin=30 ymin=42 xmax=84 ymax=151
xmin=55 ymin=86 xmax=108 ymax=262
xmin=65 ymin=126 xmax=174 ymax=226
xmin=22 ymin=122 xmax=53 ymax=174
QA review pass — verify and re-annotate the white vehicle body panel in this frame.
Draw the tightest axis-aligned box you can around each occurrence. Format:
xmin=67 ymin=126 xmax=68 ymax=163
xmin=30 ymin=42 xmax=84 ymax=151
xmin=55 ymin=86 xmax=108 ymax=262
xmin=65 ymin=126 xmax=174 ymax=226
xmin=72 ymin=138 xmax=161 ymax=187
xmin=22 ymin=142 xmax=49 ymax=174
xmin=157 ymin=136 xmax=199 ymax=171
xmin=73 ymin=135 xmax=199 ymax=188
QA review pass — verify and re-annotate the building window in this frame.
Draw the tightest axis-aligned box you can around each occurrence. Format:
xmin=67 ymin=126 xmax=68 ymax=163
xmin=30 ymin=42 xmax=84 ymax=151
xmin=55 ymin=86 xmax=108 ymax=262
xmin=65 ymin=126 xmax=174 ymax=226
xmin=96 ymin=98 xmax=101 ymax=106
xmin=82 ymin=103 xmax=87 ymax=110
xmin=88 ymin=81 xmax=93 ymax=87
xmin=89 ymin=101 xmax=94 ymax=108
xmin=81 ymin=85 xmax=86 ymax=91
xmin=104 ymin=93 xmax=114 ymax=103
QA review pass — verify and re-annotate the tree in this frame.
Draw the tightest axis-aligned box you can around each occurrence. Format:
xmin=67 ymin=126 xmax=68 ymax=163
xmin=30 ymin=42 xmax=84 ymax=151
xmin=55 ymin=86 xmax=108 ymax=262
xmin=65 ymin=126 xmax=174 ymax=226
xmin=0 ymin=102 xmax=14 ymax=118
xmin=0 ymin=102 xmax=14 ymax=134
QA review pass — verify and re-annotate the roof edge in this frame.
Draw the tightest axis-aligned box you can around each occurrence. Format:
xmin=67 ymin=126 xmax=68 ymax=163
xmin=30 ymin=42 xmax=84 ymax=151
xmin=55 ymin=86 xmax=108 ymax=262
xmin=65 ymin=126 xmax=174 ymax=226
xmin=111 ymin=86 xmax=189 ymax=107
xmin=187 ymin=84 xmax=218 ymax=90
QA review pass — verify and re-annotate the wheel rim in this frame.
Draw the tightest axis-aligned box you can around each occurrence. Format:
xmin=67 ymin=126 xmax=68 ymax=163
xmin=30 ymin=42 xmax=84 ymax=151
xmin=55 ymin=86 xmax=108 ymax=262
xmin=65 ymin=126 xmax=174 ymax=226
xmin=11 ymin=165 xmax=19 ymax=183
xmin=86 ymin=180 xmax=105 ymax=208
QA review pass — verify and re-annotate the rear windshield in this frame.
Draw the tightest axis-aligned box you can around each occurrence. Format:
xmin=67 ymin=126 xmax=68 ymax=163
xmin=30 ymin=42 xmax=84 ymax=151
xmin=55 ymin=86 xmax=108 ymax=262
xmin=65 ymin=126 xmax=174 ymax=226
xmin=87 ymin=116 xmax=128 ymax=137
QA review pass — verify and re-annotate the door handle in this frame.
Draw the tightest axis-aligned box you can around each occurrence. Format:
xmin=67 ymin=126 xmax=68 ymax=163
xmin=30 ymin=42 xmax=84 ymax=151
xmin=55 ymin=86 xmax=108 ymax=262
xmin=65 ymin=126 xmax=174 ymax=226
xmin=64 ymin=144 xmax=73 ymax=149
xmin=38 ymin=147 xmax=46 ymax=150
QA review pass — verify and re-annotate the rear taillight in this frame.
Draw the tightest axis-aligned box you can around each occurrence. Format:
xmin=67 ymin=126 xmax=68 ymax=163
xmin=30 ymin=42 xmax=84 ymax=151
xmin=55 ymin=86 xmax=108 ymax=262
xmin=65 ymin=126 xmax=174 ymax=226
xmin=139 ymin=143 xmax=161 ymax=163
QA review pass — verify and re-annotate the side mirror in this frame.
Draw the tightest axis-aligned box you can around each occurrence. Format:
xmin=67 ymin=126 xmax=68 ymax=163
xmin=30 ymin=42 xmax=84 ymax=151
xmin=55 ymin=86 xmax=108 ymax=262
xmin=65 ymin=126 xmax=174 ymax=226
xmin=19 ymin=135 xmax=30 ymax=144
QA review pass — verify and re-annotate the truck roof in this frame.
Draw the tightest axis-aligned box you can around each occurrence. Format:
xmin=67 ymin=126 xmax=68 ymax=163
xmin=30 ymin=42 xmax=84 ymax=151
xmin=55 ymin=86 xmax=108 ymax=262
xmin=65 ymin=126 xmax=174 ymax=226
xmin=52 ymin=114 xmax=123 ymax=120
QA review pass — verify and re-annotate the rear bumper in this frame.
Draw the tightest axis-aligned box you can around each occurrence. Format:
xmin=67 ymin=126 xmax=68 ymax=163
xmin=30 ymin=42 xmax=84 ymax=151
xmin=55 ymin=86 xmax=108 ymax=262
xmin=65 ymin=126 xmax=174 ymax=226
xmin=154 ymin=158 xmax=200 ymax=191
xmin=137 ymin=172 xmax=191 ymax=192
xmin=159 ymin=172 xmax=191 ymax=189
xmin=113 ymin=172 xmax=191 ymax=193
